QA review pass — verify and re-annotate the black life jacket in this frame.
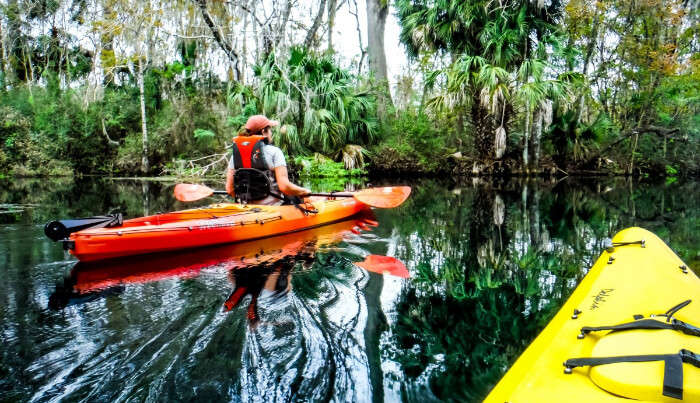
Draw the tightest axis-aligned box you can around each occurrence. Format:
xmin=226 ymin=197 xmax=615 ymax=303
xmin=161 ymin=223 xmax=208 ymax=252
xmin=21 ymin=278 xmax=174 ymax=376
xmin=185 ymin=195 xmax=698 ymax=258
xmin=230 ymin=135 xmax=276 ymax=202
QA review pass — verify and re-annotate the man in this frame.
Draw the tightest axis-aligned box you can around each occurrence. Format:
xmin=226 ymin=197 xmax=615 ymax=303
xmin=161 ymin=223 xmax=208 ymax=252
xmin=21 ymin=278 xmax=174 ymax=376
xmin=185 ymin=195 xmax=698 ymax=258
xmin=226 ymin=115 xmax=310 ymax=205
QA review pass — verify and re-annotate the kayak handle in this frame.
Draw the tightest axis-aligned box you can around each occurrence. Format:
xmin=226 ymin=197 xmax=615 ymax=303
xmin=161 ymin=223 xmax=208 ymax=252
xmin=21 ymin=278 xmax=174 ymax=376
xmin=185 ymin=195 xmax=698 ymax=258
xmin=45 ymin=214 xmax=123 ymax=241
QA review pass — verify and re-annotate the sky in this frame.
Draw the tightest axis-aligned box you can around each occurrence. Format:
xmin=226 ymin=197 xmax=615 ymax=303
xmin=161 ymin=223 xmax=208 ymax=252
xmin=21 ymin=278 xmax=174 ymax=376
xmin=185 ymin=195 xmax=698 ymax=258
xmin=47 ymin=0 xmax=411 ymax=92
xmin=333 ymin=2 xmax=410 ymax=89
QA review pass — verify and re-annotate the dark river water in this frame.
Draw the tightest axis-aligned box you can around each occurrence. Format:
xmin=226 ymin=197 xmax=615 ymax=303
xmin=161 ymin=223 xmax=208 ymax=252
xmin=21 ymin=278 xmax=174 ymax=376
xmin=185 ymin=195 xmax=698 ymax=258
xmin=0 ymin=177 xmax=698 ymax=402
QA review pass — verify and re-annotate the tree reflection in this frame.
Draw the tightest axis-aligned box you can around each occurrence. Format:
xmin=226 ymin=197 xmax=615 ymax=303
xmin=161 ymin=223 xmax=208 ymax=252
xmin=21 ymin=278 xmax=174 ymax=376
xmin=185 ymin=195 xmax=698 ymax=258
xmin=382 ymin=178 xmax=698 ymax=402
xmin=1 ymin=177 xmax=697 ymax=402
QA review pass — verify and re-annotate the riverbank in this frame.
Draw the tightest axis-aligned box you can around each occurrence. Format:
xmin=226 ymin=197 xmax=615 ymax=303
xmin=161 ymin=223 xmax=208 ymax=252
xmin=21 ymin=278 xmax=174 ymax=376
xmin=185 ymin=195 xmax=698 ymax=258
xmin=3 ymin=154 xmax=695 ymax=181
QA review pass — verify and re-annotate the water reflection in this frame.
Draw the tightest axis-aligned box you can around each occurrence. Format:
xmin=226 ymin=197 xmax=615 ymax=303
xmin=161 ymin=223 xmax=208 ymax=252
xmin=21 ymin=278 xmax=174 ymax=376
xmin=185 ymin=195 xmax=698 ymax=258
xmin=0 ymin=177 xmax=697 ymax=402
xmin=37 ymin=212 xmax=397 ymax=401
xmin=374 ymin=178 xmax=698 ymax=401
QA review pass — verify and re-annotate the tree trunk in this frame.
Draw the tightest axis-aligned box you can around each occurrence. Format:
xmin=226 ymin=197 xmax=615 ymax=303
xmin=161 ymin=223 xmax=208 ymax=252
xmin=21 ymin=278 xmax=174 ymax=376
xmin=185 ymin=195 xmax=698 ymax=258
xmin=0 ymin=21 xmax=6 ymax=90
xmin=366 ymin=0 xmax=393 ymax=118
xmin=241 ymin=8 xmax=248 ymax=83
xmin=327 ymin=0 xmax=338 ymax=52
xmin=575 ymin=9 xmax=601 ymax=125
xmin=194 ymin=0 xmax=241 ymax=81
xmin=349 ymin=0 xmax=366 ymax=75
xmin=304 ymin=0 xmax=327 ymax=49
xmin=101 ymin=3 xmax=116 ymax=86
xmin=531 ymin=106 xmax=543 ymax=172
xmin=472 ymin=93 xmax=495 ymax=163
xmin=5 ymin=0 xmax=21 ymax=86
xmin=276 ymin=0 xmax=293 ymax=49
xmin=137 ymin=58 xmax=149 ymax=173
xmin=523 ymin=102 xmax=530 ymax=172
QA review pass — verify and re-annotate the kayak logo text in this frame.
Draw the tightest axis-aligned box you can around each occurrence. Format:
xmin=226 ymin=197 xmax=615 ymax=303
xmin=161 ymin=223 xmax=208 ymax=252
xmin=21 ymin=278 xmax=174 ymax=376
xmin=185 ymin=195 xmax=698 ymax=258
xmin=589 ymin=288 xmax=614 ymax=310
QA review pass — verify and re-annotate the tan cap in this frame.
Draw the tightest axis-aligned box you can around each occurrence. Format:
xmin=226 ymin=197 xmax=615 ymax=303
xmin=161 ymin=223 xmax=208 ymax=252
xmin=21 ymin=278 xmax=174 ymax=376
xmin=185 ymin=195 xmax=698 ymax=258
xmin=245 ymin=115 xmax=279 ymax=133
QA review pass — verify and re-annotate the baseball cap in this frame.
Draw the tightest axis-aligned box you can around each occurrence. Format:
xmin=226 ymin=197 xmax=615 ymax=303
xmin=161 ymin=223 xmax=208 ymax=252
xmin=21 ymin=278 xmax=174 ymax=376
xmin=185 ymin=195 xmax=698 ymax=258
xmin=245 ymin=115 xmax=280 ymax=132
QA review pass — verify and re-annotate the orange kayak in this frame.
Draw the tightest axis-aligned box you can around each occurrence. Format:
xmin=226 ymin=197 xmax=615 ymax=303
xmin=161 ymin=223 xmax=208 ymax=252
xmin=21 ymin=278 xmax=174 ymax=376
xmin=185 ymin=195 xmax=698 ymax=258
xmin=69 ymin=214 xmax=375 ymax=292
xmin=48 ymin=213 xmax=379 ymax=310
xmin=67 ymin=197 xmax=368 ymax=262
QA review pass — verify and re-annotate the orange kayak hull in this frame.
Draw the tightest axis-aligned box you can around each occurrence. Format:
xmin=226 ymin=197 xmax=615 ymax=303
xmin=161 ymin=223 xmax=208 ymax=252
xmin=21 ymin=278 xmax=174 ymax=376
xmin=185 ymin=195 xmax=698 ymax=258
xmin=69 ymin=197 xmax=368 ymax=261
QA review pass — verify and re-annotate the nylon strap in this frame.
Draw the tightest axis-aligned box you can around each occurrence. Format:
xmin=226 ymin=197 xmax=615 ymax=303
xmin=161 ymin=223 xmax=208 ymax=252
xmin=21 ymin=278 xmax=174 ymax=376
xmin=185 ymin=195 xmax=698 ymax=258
xmin=580 ymin=318 xmax=700 ymax=337
xmin=664 ymin=300 xmax=692 ymax=320
xmin=564 ymin=349 xmax=699 ymax=400
xmin=579 ymin=300 xmax=699 ymax=338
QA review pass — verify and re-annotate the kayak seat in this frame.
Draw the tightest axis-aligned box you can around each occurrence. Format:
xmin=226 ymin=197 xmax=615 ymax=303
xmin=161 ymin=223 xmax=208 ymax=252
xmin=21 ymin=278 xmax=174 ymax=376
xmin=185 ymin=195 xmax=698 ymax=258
xmin=233 ymin=168 xmax=275 ymax=203
xmin=234 ymin=168 xmax=317 ymax=215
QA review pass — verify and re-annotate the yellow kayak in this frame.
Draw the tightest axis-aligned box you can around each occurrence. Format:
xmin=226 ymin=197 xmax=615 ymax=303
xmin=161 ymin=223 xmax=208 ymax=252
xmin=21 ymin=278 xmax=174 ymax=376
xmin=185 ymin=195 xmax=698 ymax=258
xmin=486 ymin=227 xmax=699 ymax=402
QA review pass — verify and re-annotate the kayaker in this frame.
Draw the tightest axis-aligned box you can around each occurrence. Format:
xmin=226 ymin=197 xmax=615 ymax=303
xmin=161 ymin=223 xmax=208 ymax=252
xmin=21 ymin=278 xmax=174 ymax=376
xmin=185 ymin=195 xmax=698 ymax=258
xmin=226 ymin=115 xmax=311 ymax=205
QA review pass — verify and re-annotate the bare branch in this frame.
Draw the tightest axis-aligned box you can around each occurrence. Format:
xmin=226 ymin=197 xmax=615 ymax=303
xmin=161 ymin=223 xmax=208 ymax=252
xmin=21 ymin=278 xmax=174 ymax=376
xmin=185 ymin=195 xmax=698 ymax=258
xmin=577 ymin=126 xmax=681 ymax=168
xmin=193 ymin=0 xmax=241 ymax=81
xmin=304 ymin=0 xmax=327 ymax=49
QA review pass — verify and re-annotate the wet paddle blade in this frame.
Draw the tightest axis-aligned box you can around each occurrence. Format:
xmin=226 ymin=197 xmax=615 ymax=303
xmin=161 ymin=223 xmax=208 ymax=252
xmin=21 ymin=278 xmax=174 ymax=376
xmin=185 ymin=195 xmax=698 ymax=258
xmin=355 ymin=255 xmax=409 ymax=278
xmin=354 ymin=186 xmax=411 ymax=208
xmin=174 ymin=183 xmax=215 ymax=202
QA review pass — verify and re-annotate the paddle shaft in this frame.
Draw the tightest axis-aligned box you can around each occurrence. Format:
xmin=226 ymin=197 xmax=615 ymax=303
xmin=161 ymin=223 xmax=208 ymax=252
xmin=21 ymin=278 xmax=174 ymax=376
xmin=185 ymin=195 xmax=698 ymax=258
xmin=175 ymin=183 xmax=410 ymax=207
xmin=210 ymin=190 xmax=354 ymax=198
xmin=308 ymin=192 xmax=353 ymax=197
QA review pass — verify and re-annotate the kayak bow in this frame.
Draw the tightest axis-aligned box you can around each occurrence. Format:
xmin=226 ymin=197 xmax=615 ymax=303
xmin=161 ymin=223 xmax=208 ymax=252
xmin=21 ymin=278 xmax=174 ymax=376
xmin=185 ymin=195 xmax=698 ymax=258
xmin=485 ymin=227 xmax=699 ymax=402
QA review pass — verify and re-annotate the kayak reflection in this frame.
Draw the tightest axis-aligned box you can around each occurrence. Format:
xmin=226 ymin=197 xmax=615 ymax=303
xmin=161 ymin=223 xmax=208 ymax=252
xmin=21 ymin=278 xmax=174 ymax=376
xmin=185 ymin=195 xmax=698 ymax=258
xmin=48 ymin=211 xmax=403 ymax=311
xmin=45 ymin=210 xmax=409 ymax=401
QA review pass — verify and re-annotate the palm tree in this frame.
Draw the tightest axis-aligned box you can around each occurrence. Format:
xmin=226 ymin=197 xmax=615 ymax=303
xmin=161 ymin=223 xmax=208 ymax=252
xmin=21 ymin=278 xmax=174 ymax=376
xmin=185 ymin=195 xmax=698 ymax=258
xmin=514 ymin=57 xmax=572 ymax=172
xmin=395 ymin=0 xmax=564 ymax=166
xmin=227 ymin=48 xmax=379 ymax=164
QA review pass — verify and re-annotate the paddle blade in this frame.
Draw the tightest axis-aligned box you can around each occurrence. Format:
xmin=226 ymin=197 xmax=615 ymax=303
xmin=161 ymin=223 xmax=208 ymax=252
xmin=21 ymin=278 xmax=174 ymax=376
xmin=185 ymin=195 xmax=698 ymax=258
xmin=354 ymin=186 xmax=411 ymax=208
xmin=174 ymin=183 xmax=215 ymax=202
xmin=355 ymin=255 xmax=409 ymax=278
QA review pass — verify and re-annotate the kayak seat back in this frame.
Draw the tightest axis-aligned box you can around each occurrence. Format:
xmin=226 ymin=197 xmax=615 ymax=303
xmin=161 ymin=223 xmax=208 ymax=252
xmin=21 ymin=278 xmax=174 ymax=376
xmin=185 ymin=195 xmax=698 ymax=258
xmin=234 ymin=168 xmax=273 ymax=203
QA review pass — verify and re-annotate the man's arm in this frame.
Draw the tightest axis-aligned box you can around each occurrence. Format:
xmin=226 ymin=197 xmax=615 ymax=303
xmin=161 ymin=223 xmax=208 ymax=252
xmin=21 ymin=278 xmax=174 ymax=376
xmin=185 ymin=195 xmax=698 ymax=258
xmin=226 ymin=168 xmax=235 ymax=197
xmin=273 ymin=166 xmax=310 ymax=196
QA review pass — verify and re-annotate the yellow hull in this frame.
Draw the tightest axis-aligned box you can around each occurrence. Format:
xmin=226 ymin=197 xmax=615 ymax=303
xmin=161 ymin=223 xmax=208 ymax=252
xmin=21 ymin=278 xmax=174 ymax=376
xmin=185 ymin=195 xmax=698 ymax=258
xmin=485 ymin=227 xmax=699 ymax=402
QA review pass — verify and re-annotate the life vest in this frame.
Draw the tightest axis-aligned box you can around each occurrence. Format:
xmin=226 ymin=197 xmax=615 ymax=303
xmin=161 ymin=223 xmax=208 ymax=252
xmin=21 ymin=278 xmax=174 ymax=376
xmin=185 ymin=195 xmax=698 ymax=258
xmin=230 ymin=135 xmax=268 ymax=170
xmin=231 ymin=135 xmax=276 ymax=202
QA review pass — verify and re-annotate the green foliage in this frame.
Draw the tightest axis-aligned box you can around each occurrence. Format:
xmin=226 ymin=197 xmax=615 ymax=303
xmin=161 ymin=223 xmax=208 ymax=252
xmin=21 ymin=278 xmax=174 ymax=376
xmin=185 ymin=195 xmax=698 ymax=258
xmin=371 ymin=109 xmax=452 ymax=172
xmin=227 ymin=47 xmax=379 ymax=157
xmin=1 ymin=0 xmax=697 ymax=177
xmin=294 ymin=155 xmax=366 ymax=178
xmin=193 ymin=128 xmax=216 ymax=141
xmin=0 ymin=85 xmax=111 ymax=175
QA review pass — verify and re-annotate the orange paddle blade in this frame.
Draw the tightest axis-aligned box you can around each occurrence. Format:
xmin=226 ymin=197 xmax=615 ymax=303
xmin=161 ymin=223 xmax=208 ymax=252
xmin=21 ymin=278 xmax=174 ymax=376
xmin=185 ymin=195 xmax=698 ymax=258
xmin=354 ymin=186 xmax=411 ymax=208
xmin=174 ymin=183 xmax=215 ymax=202
xmin=355 ymin=255 xmax=409 ymax=278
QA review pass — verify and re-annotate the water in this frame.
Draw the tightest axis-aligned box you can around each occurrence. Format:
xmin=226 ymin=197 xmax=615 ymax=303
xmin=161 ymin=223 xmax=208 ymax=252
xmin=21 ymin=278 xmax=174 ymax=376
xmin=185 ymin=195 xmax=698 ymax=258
xmin=0 ymin=177 xmax=697 ymax=402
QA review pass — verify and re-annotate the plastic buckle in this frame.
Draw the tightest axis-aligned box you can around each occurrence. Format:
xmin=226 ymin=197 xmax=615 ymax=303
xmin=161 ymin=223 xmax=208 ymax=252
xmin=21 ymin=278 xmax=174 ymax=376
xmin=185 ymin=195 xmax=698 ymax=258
xmin=680 ymin=349 xmax=699 ymax=367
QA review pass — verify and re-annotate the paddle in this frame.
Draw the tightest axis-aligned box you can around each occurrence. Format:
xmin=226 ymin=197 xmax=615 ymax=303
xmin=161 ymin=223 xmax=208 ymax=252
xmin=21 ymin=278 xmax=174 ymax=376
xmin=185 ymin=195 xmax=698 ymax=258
xmin=173 ymin=183 xmax=411 ymax=208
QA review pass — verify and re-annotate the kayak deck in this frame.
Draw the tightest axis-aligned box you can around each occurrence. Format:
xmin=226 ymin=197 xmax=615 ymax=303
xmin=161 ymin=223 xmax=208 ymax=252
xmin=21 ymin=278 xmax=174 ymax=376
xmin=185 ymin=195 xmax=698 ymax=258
xmin=485 ymin=227 xmax=699 ymax=402
xmin=70 ymin=197 xmax=368 ymax=261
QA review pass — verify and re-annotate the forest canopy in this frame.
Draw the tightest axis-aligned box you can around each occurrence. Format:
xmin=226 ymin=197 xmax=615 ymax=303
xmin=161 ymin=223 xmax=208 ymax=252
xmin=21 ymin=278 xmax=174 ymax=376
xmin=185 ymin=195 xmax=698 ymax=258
xmin=0 ymin=0 xmax=697 ymax=177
